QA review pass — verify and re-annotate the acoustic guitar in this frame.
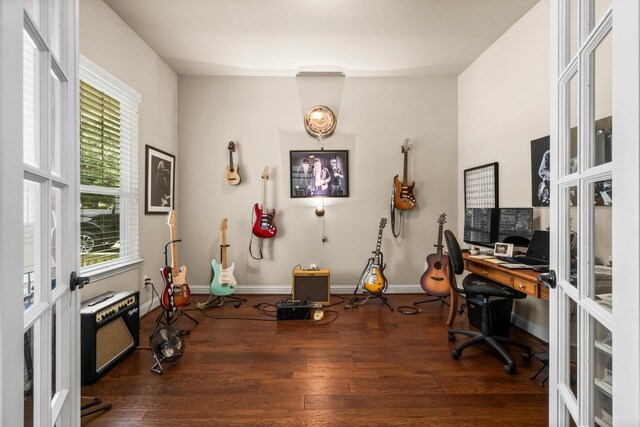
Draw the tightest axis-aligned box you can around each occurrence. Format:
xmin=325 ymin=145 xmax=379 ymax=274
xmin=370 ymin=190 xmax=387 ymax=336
xmin=252 ymin=167 xmax=277 ymax=238
xmin=161 ymin=210 xmax=192 ymax=309
xmin=393 ymin=138 xmax=417 ymax=210
xmin=226 ymin=141 xmax=241 ymax=185
xmin=419 ymin=213 xmax=451 ymax=297
xmin=358 ymin=218 xmax=388 ymax=295
xmin=210 ymin=218 xmax=237 ymax=296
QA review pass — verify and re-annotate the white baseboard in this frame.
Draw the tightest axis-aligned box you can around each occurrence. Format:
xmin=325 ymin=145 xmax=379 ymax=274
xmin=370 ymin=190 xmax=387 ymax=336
xmin=511 ymin=311 xmax=549 ymax=342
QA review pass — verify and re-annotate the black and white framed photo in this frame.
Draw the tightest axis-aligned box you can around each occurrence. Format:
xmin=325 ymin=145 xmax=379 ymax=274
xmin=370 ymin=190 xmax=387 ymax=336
xmin=289 ymin=150 xmax=349 ymax=198
xmin=145 ymin=145 xmax=175 ymax=214
xmin=464 ymin=162 xmax=499 ymax=208
xmin=494 ymin=242 xmax=514 ymax=257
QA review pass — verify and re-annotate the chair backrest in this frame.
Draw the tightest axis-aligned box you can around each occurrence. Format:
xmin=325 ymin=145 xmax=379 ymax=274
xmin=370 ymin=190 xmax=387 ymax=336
xmin=444 ymin=230 xmax=465 ymax=275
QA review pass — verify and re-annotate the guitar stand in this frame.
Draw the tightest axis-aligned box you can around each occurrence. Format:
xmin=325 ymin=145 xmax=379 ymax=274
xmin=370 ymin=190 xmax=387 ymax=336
xmin=153 ymin=304 xmax=199 ymax=337
xmin=81 ymin=396 xmax=112 ymax=418
xmin=344 ymin=286 xmax=394 ymax=311
xmin=196 ymin=294 xmax=247 ymax=309
xmin=414 ymin=295 xmax=450 ymax=307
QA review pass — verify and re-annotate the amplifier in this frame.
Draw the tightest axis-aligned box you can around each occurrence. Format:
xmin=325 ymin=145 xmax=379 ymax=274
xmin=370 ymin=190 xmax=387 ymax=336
xmin=276 ymin=300 xmax=320 ymax=320
xmin=292 ymin=269 xmax=330 ymax=305
xmin=81 ymin=291 xmax=140 ymax=385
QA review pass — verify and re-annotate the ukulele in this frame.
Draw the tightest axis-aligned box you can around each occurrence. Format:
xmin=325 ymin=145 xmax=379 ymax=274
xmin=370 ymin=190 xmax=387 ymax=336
xmin=160 ymin=210 xmax=192 ymax=309
xmin=210 ymin=218 xmax=237 ymax=296
xmin=358 ymin=218 xmax=388 ymax=295
xmin=226 ymin=141 xmax=241 ymax=185
xmin=252 ymin=167 xmax=277 ymax=238
xmin=420 ymin=213 xmax=451 ymax=297
xmin=393 ymin=138 xmax=417 ymax=210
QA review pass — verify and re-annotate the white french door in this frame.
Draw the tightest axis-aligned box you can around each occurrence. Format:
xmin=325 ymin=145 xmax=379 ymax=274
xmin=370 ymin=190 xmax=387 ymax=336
xmin=1 ymin=1 xmax=80 ymax=426
xmin=549 ymin=0 xmax=640 ymax=425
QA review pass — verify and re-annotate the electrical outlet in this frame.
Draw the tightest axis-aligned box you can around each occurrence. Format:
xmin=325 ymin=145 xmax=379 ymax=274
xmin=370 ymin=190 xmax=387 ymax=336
xmin=143 ymin=275 xmax=151 ymax=287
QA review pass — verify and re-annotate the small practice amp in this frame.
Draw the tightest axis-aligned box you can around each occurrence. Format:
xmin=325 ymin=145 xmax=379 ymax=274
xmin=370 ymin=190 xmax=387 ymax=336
xmin=276 ymin=300 xmax=318 ymax=320
xmin=81 ymin=291 xmax=140 ymax=385
xmin=292 ymin=268 xmax=330 ymax=305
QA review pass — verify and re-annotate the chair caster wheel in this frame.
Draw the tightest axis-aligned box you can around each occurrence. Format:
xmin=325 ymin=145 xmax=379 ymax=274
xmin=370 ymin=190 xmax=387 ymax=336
xmin=451 ymin=349 xmax=461 ymax=360
xmin=448 ymin=333 xmax=456 ymax=342
xmin=522 ymin=351 xmax=532 ymax=360
xmin=505 ymin=363 xmax=516 ymax=375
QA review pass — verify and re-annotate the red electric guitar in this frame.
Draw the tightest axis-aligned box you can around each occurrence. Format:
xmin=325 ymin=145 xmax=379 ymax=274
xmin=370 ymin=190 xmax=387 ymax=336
xmin=252 ymin=167 xmax=277 ymax=238
xmin=419 ymin=213 xmax=451 ymax=297
xmin=161 ymin=210 xmax=192 ymax=309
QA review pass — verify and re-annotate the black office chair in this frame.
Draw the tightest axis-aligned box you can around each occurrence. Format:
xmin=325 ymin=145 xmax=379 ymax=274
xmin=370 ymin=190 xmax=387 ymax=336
xmin=444 ymin=230 xmax=532 ymax=374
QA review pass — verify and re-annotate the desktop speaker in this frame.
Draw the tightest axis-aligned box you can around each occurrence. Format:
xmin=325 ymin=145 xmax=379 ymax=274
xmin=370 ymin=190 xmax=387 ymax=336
xmin=80 ymin=291 xmax=140 ymax=385
xmin=292 ymin=269 xmax=330 ymax=305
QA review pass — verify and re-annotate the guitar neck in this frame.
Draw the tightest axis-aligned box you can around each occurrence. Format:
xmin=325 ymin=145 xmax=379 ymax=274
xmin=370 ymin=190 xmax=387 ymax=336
xmin=262 ymin=179 xmax=268 ymax=212
xmin=228 ymin=150 xmax=234 ymax=171
xmin=221 ymin=229 xmax=228 ymax=269
xmin=402 ymin=150 xmax=408 ymax=185
xmin=170 ymin=223 xmax=179 ymax=273
xmin=374 ymin=229 xmax=384 ymax=264
xmin=436 ymin=222 xmax=444 ymax=261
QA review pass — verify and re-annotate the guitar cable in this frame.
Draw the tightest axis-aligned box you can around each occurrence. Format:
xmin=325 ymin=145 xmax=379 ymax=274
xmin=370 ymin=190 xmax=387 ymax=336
xmin=390 ymin=184 xmax=402 ymax=238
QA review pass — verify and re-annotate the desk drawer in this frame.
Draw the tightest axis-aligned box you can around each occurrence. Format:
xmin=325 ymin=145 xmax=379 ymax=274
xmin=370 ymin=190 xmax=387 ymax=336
xmin=513 ymin=278 xmax=538 ymax=297
xmin=467 ymin=263 xmax=512 ymax=286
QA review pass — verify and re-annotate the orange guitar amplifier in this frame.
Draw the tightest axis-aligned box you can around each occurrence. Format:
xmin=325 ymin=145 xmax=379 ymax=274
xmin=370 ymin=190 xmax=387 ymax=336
xmin=292 ymin=269 xmax=330 ymax=306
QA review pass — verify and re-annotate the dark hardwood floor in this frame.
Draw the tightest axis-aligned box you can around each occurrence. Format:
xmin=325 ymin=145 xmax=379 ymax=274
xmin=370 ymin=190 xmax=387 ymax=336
xmin=82 ymin=293 xmax=549 ymax=426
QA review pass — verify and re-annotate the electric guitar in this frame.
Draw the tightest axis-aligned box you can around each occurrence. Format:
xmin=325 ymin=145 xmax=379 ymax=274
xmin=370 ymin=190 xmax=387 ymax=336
xmin=252 ymin=167 xmax=277 ymax=238
xmin=161 ymin=210 xmax=192 ymax=309
xmin=226 ymin=141 xmax=241 ymax=185
xmin=210 ymin=218 xmax=237 ymax=296
xmin=420 ymin=213 xmax=451 ymax=297
xmin=393 ymin=138 xmax=417 ymax=210
xmin=358 ymin=218 xmax=388 ymax=295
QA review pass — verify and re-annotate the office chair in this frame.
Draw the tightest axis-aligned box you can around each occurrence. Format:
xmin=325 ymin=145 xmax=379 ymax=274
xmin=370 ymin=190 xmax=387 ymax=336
xmin=444 ymin=230 xmax=532 ymax=374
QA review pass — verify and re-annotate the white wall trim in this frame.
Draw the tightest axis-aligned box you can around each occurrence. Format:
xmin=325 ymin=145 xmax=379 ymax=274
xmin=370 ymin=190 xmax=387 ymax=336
xmin=185 ymin=283 xmax=425 ymax=296
xmin=511 ymin=310 xmax=549 ymax=342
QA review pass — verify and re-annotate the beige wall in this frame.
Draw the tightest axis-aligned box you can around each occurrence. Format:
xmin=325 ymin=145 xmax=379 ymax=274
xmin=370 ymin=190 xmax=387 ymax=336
xmin=178 ymin=76 xmax=458 ymax=293
xmin=79 ymin=0 xmax=178 ymax=304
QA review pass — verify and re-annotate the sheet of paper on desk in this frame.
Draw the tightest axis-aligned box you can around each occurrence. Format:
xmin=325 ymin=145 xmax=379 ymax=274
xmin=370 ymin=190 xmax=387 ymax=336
xmin=484 ymin=258 xmax=505 ymax=264
xmin=468 ymin=254 xmax=493 ymax=259
xmin=500 ymin=263 xmax=532 ymax=269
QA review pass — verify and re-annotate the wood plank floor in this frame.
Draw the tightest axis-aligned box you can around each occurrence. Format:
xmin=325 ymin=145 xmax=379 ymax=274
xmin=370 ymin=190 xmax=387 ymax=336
xmin=81 ymin=293 xmax=549 ymax=426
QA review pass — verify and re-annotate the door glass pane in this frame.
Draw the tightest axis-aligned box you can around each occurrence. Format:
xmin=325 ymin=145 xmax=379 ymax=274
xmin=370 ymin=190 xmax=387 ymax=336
xmin=566 ymin=185 xmax=579 ymax=289
xmin=51 ymin=188 xmax=61 ymax=291
xmin=51 ymin=71 xmax=63 ymax=176
xmin=24 ymin=326 xmax=35 ymax=427
xmin=52 ymin=303 xmax=58 ymax=397
xmin=593 ymin=31 xmax=612 ymax=167
xmin=591 ymin=179 xmax=612 ymax=310
xmin=593 ymin=318 xmax=613 ymax=426
xmin=568 ymin=73 xmax=579 ymax=175
xmin=24 ymin=180 xmax=41 ymax=312
xmin=569 ymin=298 xmax=578 ymax=399
xmin=24 ymin=0 xmax=40 ymax=23
xmin=569 ymin=0 xmax=579 ymax=62
xmin=594 ymin=0 xmax=612 ymax=28
xmin=23 ymin=31 xmax=41 ymax=168
xmin=50 ymin=0 xmax=62 ymax=61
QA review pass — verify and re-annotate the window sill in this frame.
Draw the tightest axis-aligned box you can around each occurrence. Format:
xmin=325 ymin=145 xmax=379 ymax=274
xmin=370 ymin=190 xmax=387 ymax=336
xmin=81 ymin=257 xmax=144 ymax=283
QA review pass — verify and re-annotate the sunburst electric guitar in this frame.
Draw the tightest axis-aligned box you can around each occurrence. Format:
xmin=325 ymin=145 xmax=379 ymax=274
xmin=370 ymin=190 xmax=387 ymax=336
xmin=210 ymin=218 xmax=237 ymax=296
xmin=161 ymin=210 xmax=192 ymax=309
xmin=252 ymin=167 xmax=277 ymax=238
xmin=358 ymin=218 xmax=388 ymax=295
xmin=226 ymin=141 xmax=241 ymax=185
xmin=420 ymin=213 xmax=451 ymax=297
xmin=393 ymin=138 xmax=417 ymax=210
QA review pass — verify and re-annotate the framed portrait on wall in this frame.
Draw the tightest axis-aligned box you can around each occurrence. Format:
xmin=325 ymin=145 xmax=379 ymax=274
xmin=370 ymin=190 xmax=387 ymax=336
xmin=145 ymin=145 xmax=175 ymax=214
xmin=464 ymin=162 xmax=499 ymax=208
xmin=290 ymin=150 xmax=349 ymax=198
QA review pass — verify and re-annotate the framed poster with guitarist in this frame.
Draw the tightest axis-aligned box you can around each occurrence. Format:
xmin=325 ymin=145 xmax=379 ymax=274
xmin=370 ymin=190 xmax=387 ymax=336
xmin=289 ymin=150 xmax=349 ymax=198
xmin=145 ymin=145 xmax=176 ymax=214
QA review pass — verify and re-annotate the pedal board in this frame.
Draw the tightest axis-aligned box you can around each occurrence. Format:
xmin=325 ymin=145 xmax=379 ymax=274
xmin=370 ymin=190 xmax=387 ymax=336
xmin=275 ymin=300 xmax=321 ymax=320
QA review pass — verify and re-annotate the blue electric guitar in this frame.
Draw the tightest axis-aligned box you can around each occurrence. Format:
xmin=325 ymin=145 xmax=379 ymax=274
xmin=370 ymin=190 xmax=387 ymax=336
xmin=210 ymin=218 xmax=237 ymax=296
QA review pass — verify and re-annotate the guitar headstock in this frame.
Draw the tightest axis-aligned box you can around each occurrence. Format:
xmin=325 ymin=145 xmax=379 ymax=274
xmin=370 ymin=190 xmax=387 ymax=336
xmin=379 ymin=218 xmax=387 ymax=229
xmin=220 ymin=217 xmax=228 ymax=232
xmin=167 ymin=210 xmax=175 ymax=226
xmin=437 ymin=213 xmax=447 ymax=225
xmin=227 ymin=141 xmax=236 ymax=152
xmin=401 ymin=138 xmax=410 ymax=153
xmin=262 ymin=166 xmax=270 ymax=181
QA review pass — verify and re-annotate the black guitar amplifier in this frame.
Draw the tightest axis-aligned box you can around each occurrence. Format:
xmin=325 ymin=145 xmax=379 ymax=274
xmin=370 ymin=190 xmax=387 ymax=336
xmin=81 ymin=291 xmax=140 ymax=384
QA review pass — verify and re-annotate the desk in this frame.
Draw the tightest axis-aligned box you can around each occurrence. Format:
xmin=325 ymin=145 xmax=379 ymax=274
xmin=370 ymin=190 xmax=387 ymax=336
xmin=462 ymin=252 xmax=549 ymax=300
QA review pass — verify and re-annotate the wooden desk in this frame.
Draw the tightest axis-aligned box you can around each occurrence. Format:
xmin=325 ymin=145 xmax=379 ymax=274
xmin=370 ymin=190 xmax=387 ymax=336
xmin=463 ymin=252 xmax=549 ymax=300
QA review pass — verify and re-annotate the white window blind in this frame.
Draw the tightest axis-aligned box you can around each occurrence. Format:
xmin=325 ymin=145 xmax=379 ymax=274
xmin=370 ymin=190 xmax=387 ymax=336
xmin=80 ymin=57 xmax=141 ymax=276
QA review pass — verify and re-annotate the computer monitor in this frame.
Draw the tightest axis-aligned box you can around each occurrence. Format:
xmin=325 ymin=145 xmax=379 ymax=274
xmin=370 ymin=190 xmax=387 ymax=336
xmin=498 ymin=208 xmax=534 ymax=245
xmin=463 ymin=208 xmax=499 ymax=248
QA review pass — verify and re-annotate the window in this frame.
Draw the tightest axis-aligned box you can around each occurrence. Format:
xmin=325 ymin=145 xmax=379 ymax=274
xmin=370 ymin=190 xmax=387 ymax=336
xmin=80 ymin=57 xmax=141 ymax=275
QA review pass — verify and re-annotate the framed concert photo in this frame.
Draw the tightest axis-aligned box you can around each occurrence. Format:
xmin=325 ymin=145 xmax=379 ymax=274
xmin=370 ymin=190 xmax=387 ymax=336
xmin=145 ymin=145 xmax=175 ymax=214
xmin=289 ymin=150 xmax=349 ymax=198
xmin=464 ymin=162 xmax=499 ymax=208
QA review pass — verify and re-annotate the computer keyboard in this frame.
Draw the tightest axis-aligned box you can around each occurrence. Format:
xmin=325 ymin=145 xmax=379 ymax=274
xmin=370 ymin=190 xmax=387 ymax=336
xmin=496 ymin=256 xmax=548 ymax=266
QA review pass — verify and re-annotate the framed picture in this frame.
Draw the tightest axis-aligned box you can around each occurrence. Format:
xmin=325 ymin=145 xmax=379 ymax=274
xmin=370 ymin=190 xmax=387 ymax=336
xmin=494 ymin=242 xmax=514 ymax=257
xmin=290 ymin=150 xmax=349 ymax=198
xmin=530 ymin=135 xmax=551 ymax=206
xmin=464 ymin=162 xmax=499 ymax=208
xmin=145 ymin=145 xmax=175 ymax=214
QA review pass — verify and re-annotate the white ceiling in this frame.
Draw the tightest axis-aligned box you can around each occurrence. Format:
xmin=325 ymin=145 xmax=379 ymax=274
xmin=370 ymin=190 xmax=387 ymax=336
xmin=103 ymin=0 xmax=539 ymax=77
